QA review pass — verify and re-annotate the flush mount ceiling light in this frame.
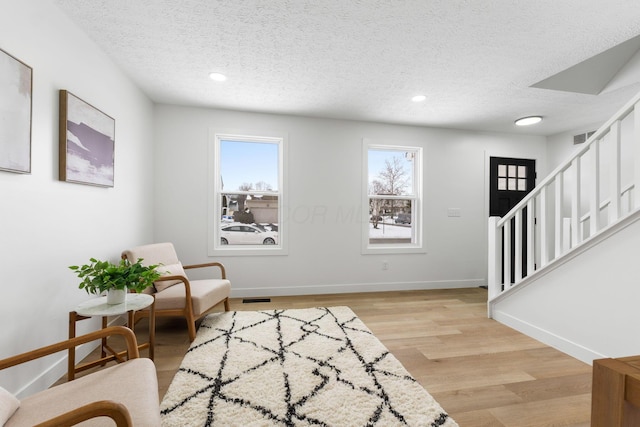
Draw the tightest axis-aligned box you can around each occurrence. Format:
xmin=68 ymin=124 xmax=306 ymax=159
xmin=209 ymin=72 xmax=227 ymax=82
xmin=515 ymin=116 xmax=543 ymax=126
xmin=411 ymin=95 xmax=426 ymax=102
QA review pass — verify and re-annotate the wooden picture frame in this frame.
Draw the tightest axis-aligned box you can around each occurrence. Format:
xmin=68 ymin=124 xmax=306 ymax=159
xmin=59 ymin=90 xmax=115 ymax=187
xmin=0 ymin=47 xmax=32 ymax=174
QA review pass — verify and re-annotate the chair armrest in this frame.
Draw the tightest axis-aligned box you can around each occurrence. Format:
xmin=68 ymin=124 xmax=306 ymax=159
xmin=154 ymin=274 xmax=189 ymax=284
xmin=0 ymin=326 xmax=139 ymax=371
xmin=183 ymin=262 xmax=227 ymax=279
xmin=153 ymin=274 xmax=195 ymax=310
xmin=34 ymin=400 xmax=132 ymax=427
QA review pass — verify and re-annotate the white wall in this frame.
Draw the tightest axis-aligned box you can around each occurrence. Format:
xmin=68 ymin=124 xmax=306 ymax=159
xmin=0 ymin=0 xmax=155 ymax=396
xmin=545 ymin=125 xmax=598 ymax=170
xmin=491 ymin=211 xmax=640 ymax=364
xmin=154 ymin=105 xmax=547 ymax=297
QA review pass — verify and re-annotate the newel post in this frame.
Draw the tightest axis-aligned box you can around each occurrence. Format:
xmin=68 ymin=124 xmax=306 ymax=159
xmin=487 ymin=216 xmax=502 ymax=303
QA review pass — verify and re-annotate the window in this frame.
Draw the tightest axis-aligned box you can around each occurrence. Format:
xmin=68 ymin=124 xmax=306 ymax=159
xmin=209 ymin=132 xmax=285 ymax=255
xmin=363 ymin=141 xmax=423 ymax=254
xmin=497 ymin=162 xmax=528 ymax=192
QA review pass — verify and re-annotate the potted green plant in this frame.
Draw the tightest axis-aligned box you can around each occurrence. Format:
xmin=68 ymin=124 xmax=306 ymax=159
xmin=69 ymin=257 xmax=162 ymax=304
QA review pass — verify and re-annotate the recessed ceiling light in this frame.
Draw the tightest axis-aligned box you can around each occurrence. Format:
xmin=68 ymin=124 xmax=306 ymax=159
xmin=411 ymin=95 xmax=426 ymax=103
xmin=209 ymin=72 xmax=227 ymax=82
xmin=515 ymin=116 xmax=542 ymax=126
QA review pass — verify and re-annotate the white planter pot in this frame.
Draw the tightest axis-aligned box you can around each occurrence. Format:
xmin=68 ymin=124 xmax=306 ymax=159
xmin=106 ymin=288 xmax=127 ymax=305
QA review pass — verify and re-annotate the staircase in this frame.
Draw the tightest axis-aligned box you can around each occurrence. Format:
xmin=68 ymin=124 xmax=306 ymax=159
xmin=487 ymin=90 xmax=640 ymax=363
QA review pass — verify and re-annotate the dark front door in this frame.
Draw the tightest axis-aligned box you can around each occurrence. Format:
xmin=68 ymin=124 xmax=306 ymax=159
xmin=489 ymin=157 xmax=536 ymax=282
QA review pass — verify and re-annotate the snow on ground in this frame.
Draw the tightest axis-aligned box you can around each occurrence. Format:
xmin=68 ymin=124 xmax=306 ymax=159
xmin=368 ymin=221 xmax=411 ymax=239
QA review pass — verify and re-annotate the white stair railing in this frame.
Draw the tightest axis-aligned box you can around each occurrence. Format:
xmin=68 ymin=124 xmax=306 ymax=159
xmin=488 ymin=90 xmax=640 ymax=302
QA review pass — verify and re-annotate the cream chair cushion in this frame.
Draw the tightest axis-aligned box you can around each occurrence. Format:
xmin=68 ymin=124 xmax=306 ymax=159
xmin=0 ymin=386 xmax=19 ymax=426
xmin=6 ymin=359 xmax=160 ymax=427
xmin=124 ymin=243 xmax=180 ymax=267
xmin=154 ymin=279 xmax=231 ymax=315
xmin=154 ymin=262 xmax=186 ymax=292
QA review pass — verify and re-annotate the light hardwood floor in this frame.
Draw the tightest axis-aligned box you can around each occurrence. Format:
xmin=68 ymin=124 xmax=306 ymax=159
xmin=83 ymin=288 xmax=594 ymax=426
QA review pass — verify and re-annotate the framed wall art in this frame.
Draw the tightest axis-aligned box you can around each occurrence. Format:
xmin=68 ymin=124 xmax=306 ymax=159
xmin=0 ymin=47 xmax=32 ymax=174
xmin=59 ymin=90 xmax=115 ymax=187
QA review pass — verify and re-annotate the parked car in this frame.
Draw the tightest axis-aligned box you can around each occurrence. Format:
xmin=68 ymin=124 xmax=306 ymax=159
xmin=262 ymin=223 xmax=278 ymax=232
xmin=220 ymin=223 xmax=278 ymax=245
xmin=395 ymin=213 xmax=411 ymax=224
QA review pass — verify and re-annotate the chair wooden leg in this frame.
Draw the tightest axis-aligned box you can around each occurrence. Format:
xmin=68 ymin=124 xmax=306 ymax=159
xmin=224 ymin=298 xmax=230 ymax=311
xmin=187 ymin=322 xmax=196 ymax=342
xmin=186 ymin=315 xmax=196 ymax=342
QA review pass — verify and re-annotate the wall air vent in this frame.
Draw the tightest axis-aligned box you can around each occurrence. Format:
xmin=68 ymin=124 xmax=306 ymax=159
xmin=574 ymin=131 xmax=595 ymax=145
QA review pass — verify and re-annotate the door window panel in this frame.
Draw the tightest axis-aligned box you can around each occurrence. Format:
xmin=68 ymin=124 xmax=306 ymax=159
xmin=498 ymin=162 xmax=528 ymax=192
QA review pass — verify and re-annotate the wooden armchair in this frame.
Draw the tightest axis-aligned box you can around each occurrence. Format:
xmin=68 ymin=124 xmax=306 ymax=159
xmin=0 ymin=326 xmax=160 ymax=426
xmin=122 ymin=242 xmax=231 ymax=341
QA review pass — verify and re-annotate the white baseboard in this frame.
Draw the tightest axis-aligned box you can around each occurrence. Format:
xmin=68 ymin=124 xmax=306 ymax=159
xmin=492 ymin=310 xmax=606 ymax=365
xmin=230 ymin=279 xmax=484 ymax=298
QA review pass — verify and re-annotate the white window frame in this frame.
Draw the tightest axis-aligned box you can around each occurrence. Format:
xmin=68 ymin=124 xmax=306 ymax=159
xmin=208 ymin=130 xmax=287 ymax=256
xmin=362 ymin=139 xmax=424 ymax=254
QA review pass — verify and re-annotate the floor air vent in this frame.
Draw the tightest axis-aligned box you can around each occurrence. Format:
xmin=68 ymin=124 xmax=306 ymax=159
xmin=242 ymin=298 xmax=272 ymax=303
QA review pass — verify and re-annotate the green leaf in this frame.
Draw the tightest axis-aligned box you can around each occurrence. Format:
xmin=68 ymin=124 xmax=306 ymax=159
xmin=69 ymin=257 xmax=161 ymax=295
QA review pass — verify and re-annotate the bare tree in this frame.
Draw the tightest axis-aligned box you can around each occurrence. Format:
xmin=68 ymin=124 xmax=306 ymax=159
xmin=369 ymin=180 xmax=385 ymax=229
xmin=254 ymin=181 xmax=273 ymax=191
xmin=378 ymin=157 xmax=408 ymax=195
xmin=238 ymin=183 xmax=253 ymax=191
xmin=371 ymin=156 xmax=409 ymax=222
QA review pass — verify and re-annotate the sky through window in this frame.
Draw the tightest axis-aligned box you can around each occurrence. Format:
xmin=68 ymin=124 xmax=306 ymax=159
xmin=220 ymin=140 xmax=279 ymax=191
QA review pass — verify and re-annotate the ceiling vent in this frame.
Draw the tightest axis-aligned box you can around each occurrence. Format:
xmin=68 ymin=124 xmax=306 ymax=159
xmin=574 ymin=131 xmax=595 ymax=145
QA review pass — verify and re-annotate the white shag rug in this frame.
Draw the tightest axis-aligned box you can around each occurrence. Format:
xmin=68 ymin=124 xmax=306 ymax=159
xmin=161 ymin=306 xmax=458 ymax=427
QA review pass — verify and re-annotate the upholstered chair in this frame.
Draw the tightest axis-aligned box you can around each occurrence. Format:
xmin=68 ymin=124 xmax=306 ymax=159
xmin=0 ymin=326 xmax=160 ymax=426
xmin=122 ymin=242 xmax=231 ymax=341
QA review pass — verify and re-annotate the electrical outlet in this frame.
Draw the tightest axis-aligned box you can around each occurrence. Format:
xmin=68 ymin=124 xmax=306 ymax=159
xmin=382 ymin=261 xmax=389 ymax=270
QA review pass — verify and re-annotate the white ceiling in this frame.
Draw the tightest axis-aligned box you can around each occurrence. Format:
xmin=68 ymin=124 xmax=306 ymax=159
xmin=53 ymin=0 xmax=640 ymax=136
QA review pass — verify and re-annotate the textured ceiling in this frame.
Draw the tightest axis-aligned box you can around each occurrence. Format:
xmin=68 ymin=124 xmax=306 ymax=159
xmin=53 ymin=0 xmax=640 ymax=136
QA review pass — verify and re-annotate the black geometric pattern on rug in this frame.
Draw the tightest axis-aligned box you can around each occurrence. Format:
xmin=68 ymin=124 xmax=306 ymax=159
xmin=160 ymin=306 xmax=457 ymax=427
